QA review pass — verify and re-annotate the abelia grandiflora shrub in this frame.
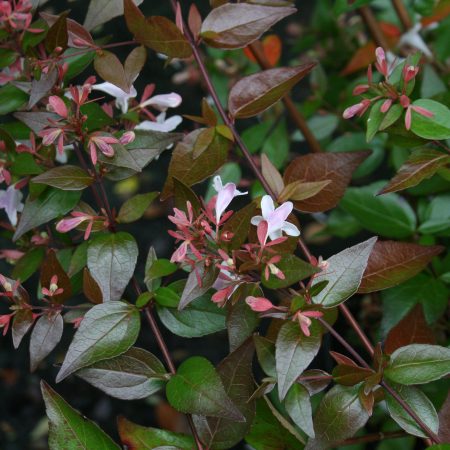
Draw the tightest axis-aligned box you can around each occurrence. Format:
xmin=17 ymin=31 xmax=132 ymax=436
xmin=0 ymin=0 xmax=449 ymax=449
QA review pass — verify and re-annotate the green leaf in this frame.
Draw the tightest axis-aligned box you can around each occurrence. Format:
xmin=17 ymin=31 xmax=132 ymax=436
xmin=12 ymin=247 xmax=45 ymax=282
xmin=41 ymin=381 xmax=120 ymax=449
xmin=262 ymin=119 xmax=289 ymax=169
xmin=384 ymin=344 xmax=450 ymax=385
xmin=305 ymin=384 xmax=369 ymax=449
xmin=156 ymin=289 xmax=226 ymax=338
xmin=285 ymin=383 xmax=314 ymax=438
xmin=222 ymin=201 xmax=257 ymax=250
xmin=229 ymin=64 xmax=315 ymax=119
xmin=311 ymin=237 xmax=377 ymax=307
xmin=366 ymin=99 xmax=384 ymax=142
xmin=0 ymin=84 xmax=28 ymax=115
xmin=146 ymin=259 xmax=177 ymax=281
xmin=56 ymin=301 xmax=140 ymax=382
xmin=80 ymin=102 xmax=114 ymax=131
xmin=245 ymin=399 xmax=304 ymax=450
xmin=379 ymin=149 xmax=450 ymax=194
xmin=292 ymin=114 xmax=339 ymax=142
xmin=227 ymin=284 xmax=260 ymax=352
xmin=124 ymin=0 xmax=191 ymax=58
xmin=13 ymin=189 xmax=81 ymax=241
xmin=32 ymin=165 xmax=93 ymax=190
xmin=276 ymin=321 xmax=322 ymax=400
xmin=262 ymin=254 xmax=320 ymax=289
xmin=410 ymin=99 xmax=450 ymax=140
xmin=11 ymin=153 xmax=43 ymax=176
xmin=340 ymin=182 xmax=417 ymax=239
xmin=166 ymin=356 xmax=245 ymax=421
xmin=117 ymin=191 xmax=158 ymax=223
xmin=385 ymin=383 xmax=439 ymax=438
xmin=379 ymin=103 xmax=403 ymax=131
xmin=254 ymin=335 xmax=276 ymax=378
xmin=201 ymin=3 xmax=296 ymax=49
xmin=87 ymin=232 xmax=138 ymax=302
xmin=193 ymin=339 xmax=256 ymax=449
xmin=418 ymin=193 xmax=450 ymax=235
xmin=76 ymin=347 xmax=166 ymax=400
xmin=154 ymin=287 xmax=179 ymax=308
xmin=30 ymin=313 xmax=64 ymax=372
xmin=117 ymin=417 xmax=194 ymax=449
xmin=381 ymin=274 xmax=449 ymax=335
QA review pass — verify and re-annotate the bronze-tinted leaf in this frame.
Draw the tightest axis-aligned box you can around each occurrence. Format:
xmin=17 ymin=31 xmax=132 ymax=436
xmin=379 ymin=148 xmax=450 ymax=194
xmin=438 ymin=393 xmax=450 ymax=443
xmin=261 ymin=153 xmax=284 ymax=197
xmin=278 ymin=180 xmax=331 ymax=203
xmin=83 ymin=268 xmax=103 ymax=304
xmin=384 ymin=305 xmax=435 ymax=355
xmin=200 ymin=3 xmax=296 ymax=49
xmin=124 ymin=46 xmax=147 ymax=88
xmin=332 ymin=365 xmax=374 ymax=386
xmin=94 ymin=50 xmax=130 ymax=93
xmin=283 ymin=152 xmax=370 ymax=212
xmin=229 ymin=64 xmax=315 ymax=119
xmin=84 ymin=0 xmax=143 ymax=31
xmin=28 ymin=69 xmax=58 ymax=108
xmin=161 ymin=129 xmax=230 ymax=200
xmin=32 ymin=165 xmax=93 ymax=190
xmin=358 ymin=241 xmax=444 ymax=294
xmin=12 ymin=309 xmax=34 ymax=349
xmin=41 ymin=249 xmax=72 ymax=304
xmin=45 ymin=12 xmax=68 ymax=53
xmin=41 ymin=12 xmax=94 ymax=47
xmin=223 ymin=201 xmax=258 ymax=249
xmin=124 ymin=0 xmax=191 ymax=58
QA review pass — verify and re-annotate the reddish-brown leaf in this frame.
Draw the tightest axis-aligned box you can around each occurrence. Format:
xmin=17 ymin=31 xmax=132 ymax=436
xmin=41 ymin=13 xmax=94 ymax=48
xmin=261 ymin=153 xmax=284 ymax=197
xmin=229 ymin=63 xmax=315 ymax=119
xmin=40 ymin=250 xmax=72 ymax=304
xmin=384 ymin=304 xmax=435 ymax=355
xmin=379 ymin=148 xmax=450 ymax=194
xmin=200 ymin=3 xmax=295 ymax=49
xmin=94 ymin=50 xmax=130 ymax=93
xmin=244 ymin=34 xmax=282 ymax=67
xmin=161 ymin=129 xmax=230 ymax=200
xmin=124 ymin=0 xmax=191 ymax=58
xmin=83 ymin=268 xmax=103 ymax=304
xmin=358 ymin=241 xmax=444 ymax=294
xmin=283 ymin=152 xmax=370 ymax=212
xmin=438 ymin=392 xmax=450 ymax=443
xmin=12 ymin=309 xmax=34 ymax=349
xmin=332 ymin=365 xmax=374 ymax=386
xmin=188 ymin=4 xmax=202 ymax=40
xmin=124 ymin=46 xmax=147 ymax=88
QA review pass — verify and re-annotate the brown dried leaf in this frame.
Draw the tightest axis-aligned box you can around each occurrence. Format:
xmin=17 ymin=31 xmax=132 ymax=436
xmin=283 ymin=151 xmax=370 ymax=212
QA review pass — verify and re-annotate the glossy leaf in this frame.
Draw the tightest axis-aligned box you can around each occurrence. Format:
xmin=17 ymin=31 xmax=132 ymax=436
xmin=359 ymin=241 xmax=443 ymax=293
xmin=384 ymin=344 xmax=450 ymax=385
xmin=124 ymin=0 xmax=191 ymax=58
xmin=379 ymin=149 xmax=450 ymax=194
xmin=45 ymin=12 xmax=68 ymax=53
xmin=229 ymin=64 xmax=315 ymax=119
xmin=193 ymin=339 xmax=256 ymax=449
xmin=410 ymin=99 xmax=450 ymax=140
xmin=332 ymin=365 xmax=373 ymax=386
xmin=87 ymin=232 xmax=138 ymax=302
xmin=12 ymin=247 xmax=45 ymax=282
xmin=305 ymin=385 xmax=369 ymax=449
xmin=278 ymin=180 xmax=331 ymax=203
xmin=56 ymin=301 xmax=140 ymax=382
xmin=385 ymin=383 xmax=439 ymax=438
xmin=254 ymin=335 xmax=276 ymax=377
xmin=83 ymin=268 xmax=103 ymax=304
xmin=166 ymin=356 xmax=245 ymax=421
xmin=84 ymin=0 xmax=143 ymax=31
xmin=33 ymin=165 xmax=93 ymax=191
xmin=41 ymin=13 xmax=94 ymax=48
xmin=41 ymin=381 xmax=120 ymax=449
xmin=30 ymin=313 xmax=63 ymax=372
xmin=0 ymin=84 xmax=28 ymax=115
xmin=157 ymin=287 xmax=226 ymax=338
xmin=201 ymin=3 xmax=295 ymax=49
xmin=12 ymin=309 xmax=34 ymax=349
xmin=178 ymin=262 xmax=218 ymax=310
xmin=222 ymin=201 xmax=257 ymax=249
xmin=76 ymin=347 xmax=166 ymax=400
xmin=283 ymin=152 xmax=370 ymax=212
xmin=117 ymin=192 xmax=158 ymax=223
xmin=311 ymin=237 xmax=377 ymax=307
xmin=285 ymin=383 xmax=315 ymax=438
xmin=118 ymin=417 xmax=194 ymax=449
xmin=262 ymin=254 xmax=320 ymax=289
xmin=340 ymin=182 xmax=417 ymax=239
xmin=276 ymin=321 xmax=321 ymax=400
xmin=161 ymin=129 xmax=230 ymax=200
xmin=438 ymin=393 xmax=450 ymax=443
xmin=384 ymin=305 xmax=435 ymax=355
xmin=227 ymin=284 xmax=261 ymax=352
xmin=13 ymin=189 xmax=81 ymax=241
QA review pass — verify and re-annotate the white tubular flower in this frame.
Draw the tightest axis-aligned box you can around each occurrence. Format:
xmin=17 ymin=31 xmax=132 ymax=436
xmin=91 ymin=82 xmax=137 ymax=113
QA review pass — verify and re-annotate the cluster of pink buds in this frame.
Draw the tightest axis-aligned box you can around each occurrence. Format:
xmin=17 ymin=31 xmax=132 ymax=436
xmin=0 ymin=0 xmax=42 ymax=33
xmin=343 ymin=47 xmax=433 ymax=130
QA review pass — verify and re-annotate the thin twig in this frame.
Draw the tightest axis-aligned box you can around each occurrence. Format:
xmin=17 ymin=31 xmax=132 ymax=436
xmin=335 ymin=430 xmax=407 ymax=446
xmin=358 ymin=6 xmax=390 ymax=49
xmin=391 ymin=0 xmax=412 ymax=31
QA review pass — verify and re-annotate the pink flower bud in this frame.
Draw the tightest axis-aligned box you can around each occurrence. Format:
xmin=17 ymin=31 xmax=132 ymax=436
xmin=119 ymin=131 xmax=136 ymax=145
xmin=352 ymin=84 xmax=369 ymax=95
xmin=380 ymin=98 xmax=393 ymax=113
xmin=375 ymin=47 xmax=388 ymax=77
xmin=246 ymin=296 xmax=274 ymax=312
xmin=403 ymin=65 xmax=419 ymax=84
